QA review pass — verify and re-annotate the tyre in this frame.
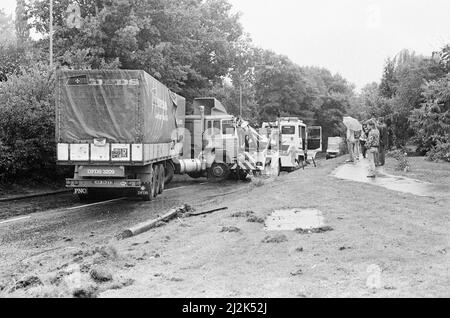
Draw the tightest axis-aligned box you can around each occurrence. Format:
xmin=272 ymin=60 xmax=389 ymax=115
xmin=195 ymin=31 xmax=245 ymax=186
xmin=140 ymin=181 xmax=154 ymax=201
xmin=207 ymin=162 xmax=231 ymax=182
xmin=238 ymin=170 xmax=248 ymax=181
xmin=158 ymin=164 xmax=165 ymax=194
xmin=152 ymin=165 xmax=159 ymax=198
xmin=164 ymin=161 xmax=175 ymax=185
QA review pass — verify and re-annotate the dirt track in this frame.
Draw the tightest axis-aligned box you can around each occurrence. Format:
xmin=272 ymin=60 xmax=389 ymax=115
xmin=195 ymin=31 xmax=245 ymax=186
xmin=0 ymin=157 xmax=449 ymax=297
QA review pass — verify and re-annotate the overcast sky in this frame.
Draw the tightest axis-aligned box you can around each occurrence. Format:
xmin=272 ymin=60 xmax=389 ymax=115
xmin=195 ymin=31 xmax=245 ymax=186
xmin=228 ymin=0 xmax=450 ymax=89
xmin=2 ymin=0 xmax=449 ymax=89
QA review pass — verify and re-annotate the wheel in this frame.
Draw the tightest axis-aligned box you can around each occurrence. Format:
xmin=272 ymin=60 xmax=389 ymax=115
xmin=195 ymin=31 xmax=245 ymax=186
xmin=158 ymin=164 xmax=165 ymax=194
xmin=152 ymin=165 xmax=159 ymax=198
xmin=207 ymin=162 xmax=231 ymax=182
xmin=140 ymin=181 xmax=154 ymax=201
xmin=238 ymin=170 xmax=248 ymax=181
xmin=164 ymin=161 xmax=175 ymax=185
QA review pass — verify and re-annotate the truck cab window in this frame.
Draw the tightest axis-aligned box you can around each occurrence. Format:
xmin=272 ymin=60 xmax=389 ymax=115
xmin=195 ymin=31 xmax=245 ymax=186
xmin=281 ymin=125 xmax=295 ymax=135
xmin=222 ymin=120 xmax=234 ymax=135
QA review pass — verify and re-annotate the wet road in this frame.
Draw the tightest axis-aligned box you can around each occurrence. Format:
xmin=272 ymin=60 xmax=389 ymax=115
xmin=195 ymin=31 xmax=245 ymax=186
xmin=0 ymin=176 xmax=251 ymax=281
xmin=333 ymin=159 xmax=450 ymax=197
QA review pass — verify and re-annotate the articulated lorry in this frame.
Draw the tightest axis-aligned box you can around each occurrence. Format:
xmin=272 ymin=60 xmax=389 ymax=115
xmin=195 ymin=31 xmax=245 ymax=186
xmin=55 ymin=70 xmax=263 ymax=200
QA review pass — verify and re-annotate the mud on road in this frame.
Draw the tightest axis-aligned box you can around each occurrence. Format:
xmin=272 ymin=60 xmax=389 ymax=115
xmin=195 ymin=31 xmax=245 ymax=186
xmin=1 ymin=158 xmax=449 ymax=298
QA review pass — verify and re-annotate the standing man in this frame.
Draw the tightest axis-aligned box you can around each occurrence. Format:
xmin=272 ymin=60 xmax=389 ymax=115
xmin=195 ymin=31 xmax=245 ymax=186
xmin=360 ymin=123 xmax=368 ymax=159
xmin=377 ymin=118 xmax=388 ymax=166
xmin=366 ymin=120 xmax=380 ymax=178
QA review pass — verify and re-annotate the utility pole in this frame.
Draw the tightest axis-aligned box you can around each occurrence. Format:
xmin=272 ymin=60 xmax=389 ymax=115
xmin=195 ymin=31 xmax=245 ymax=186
xmin=49 ymin=0 xmax=53 ymax=69
xmin=239 ymin=84 xmax=243 ymax=118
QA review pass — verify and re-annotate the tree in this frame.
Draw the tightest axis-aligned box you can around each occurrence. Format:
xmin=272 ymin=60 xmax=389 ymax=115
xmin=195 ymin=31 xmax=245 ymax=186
xmin=0 ymin=64 xmax=62 ymax=181
xmin=28 ymin=0 xmax=245 ymax=103
xmin=409 ymin=73 xmax=450 ymax=159
xmin=379 ymin=58 xmax=396 ymax=98
xmin=0 ymin=9 xmax=15 ymax=44
xmin=254 ymin=50 xmax=312 ymax=122
xmin=15 ymin=0 xmax=30 ymax=44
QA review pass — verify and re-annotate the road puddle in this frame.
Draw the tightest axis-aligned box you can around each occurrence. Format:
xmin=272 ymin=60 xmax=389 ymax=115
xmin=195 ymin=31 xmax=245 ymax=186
xmin=265 ymin=208 xmax=325 ymax=231
xmin=333 ymin=160 xmax=449 ymax=197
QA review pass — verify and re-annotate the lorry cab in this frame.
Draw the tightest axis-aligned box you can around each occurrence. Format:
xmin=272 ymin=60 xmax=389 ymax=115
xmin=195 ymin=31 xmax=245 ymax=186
xmin=184 ymin=98 xmax=238 ymax=163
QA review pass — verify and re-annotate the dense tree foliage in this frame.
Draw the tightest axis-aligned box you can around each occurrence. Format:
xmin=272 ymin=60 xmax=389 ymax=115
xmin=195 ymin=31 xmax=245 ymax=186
xmin=0 ymin=9 xmax=15 ymax=44
xmin=29 ymin=0 xmax=244 ymax=102
xmin=0 ymin=64 xmax=62 ymax=181
xmin=409 ymin=73 xmax=450 ymax=161
xmin=352 ymin=46 xmax=449 ymax=161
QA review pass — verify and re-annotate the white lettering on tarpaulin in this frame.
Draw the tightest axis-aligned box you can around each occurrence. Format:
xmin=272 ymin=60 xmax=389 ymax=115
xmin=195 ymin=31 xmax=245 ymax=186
xmin=153 ymin=96 xmax=169 ymax=121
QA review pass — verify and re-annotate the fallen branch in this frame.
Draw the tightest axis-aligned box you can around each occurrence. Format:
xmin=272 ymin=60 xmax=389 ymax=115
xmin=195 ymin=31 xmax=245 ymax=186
xmin=187 ymin=207 xmax=228 ymax=217
xmin=118 ymin=204 xmax=191 ymax=239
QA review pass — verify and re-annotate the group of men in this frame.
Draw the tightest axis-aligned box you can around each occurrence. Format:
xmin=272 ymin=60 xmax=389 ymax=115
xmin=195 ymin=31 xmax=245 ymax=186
xmin=346 ymin=118 xmax=389 ymax=178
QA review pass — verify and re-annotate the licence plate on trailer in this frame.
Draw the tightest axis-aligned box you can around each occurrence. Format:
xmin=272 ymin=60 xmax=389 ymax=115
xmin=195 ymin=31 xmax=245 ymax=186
xmin=93 ymin=180 xmax=113 ymax=185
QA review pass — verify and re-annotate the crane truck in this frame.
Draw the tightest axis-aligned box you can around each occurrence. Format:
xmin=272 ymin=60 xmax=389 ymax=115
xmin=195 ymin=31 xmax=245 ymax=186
xmin=260 ymin=118 xmax=322 ymax=172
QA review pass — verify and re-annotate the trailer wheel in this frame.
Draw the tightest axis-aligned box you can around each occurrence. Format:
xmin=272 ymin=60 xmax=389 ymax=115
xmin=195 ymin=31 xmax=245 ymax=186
xmin=152 ymin=165 xmax=159 ymax=198
xmin=207 ymin=162 xmax=230 ymax=182
xmin=164 ymin=161 xmax=175 ymax=185
xmin=158 ymin=164 xmax=165 ymax=194
xmin=140 ymin=181 xmax=154 ymax=201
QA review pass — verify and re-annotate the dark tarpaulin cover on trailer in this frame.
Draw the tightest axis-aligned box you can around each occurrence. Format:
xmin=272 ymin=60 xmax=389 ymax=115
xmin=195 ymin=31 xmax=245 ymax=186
xmin=56 ymin=70 xmax=185 ymax=144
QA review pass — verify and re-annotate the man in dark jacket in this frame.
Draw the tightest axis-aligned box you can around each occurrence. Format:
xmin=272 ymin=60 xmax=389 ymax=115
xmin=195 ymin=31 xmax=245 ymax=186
xmin=377 ymin=118 xmax=388 ymax=166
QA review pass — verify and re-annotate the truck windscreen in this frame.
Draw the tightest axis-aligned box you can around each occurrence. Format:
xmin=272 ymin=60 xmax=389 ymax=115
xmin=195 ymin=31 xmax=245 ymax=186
xmin=281 ymin=126 xmax=295 ymax=135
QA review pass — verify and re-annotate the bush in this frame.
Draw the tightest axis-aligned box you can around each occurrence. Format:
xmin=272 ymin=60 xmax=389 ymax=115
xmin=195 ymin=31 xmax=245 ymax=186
xmin=387 ymin=149 xmax=411 ymax=172
xmin=426 ymin=141 xmax=450 ymax=162
xmin=0 ymin=64 xmax=67 ymax=182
